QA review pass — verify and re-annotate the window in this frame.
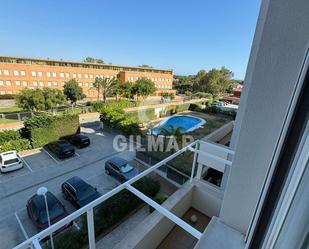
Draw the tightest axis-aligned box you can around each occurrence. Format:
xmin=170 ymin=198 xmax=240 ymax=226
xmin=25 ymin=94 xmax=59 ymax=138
xmin=46 ymin=72 xmax=51 ymax=77
xmin=37 ymin=72 xmax=43 ymax=77
xmin=21 ymin=70 xmax=26 ymax=76
xmin=95 ymin=74 xmax=99 ymax=78
xmin=85 ymin=74 xmax=88 ymax=78
xmin=0 ymin=91 xmax=5 ymax=95
xmin=47 ymin=82 xmax=52 ymax=86
xmin=53 ymin=82 xmax=58 ymax=86
xmin=78 ymin=82 xmax=82 ymax=86
xmin=60 ymin=73 xmax=64 ymax=78
xmin=39 ymin=81 xmax=44 ymax=86
xmin=31 ymin=71 xmax=36 ymax=77
xmin=7 ymin=91 xmax=13 ymax=94
xmin=22 ymin=81 xmax=28 ymax=86
xmin=78 ymin=73 xmax=82 ymax=78
xmin=6 ymin=81 xmax=11 ymax=86
xmin=33 ymin=81 xmax=38 ymax=86
xmin=13 ymin=70 xmax=19 ymax=76
xmin=0 ymin=81 xmax=3 ymax=86
xmin=85 ymin=82 xmax=89 ymax=87
xmin=65 ymin=73 xmax=70 ymax=78
xmin=4 ymin=69 xmax=9 ymax=76
xmin=73 ymin=73 xmax=77 ymax=78
xmin=52 ymin=72 xmax=57 ymax=77
xmin=61 ymin=82 xmax=65 ymax=86
xmin=89 ymin=74 xmax=94 ymax=79
xmin=15 ymin=81 xmax=20 ymax=86
xmin=0 ymin=69 xmax=2 ymax=75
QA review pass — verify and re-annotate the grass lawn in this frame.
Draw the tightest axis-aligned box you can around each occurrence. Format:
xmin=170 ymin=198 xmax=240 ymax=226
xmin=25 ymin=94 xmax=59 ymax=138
xmin=0 ymin=106 xmax=22 ymax=113
xmin=141 ymin=111 xmax=233 ymax=176
xmin=0 ymin=118 xmax=20 ymax=124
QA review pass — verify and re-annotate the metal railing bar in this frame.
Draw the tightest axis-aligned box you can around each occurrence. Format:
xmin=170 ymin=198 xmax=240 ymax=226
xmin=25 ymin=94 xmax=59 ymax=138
xmin=125 ymin=184 xmax=202 ymax=239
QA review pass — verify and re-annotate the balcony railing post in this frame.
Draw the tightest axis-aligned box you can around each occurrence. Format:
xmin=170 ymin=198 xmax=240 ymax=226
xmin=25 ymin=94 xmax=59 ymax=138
xmin=87 ymin=208 xmax=96 ymax=249
xmin=32 ymin=238 xmax=42 ymax=249
xmin=190 ymin=142 xmax=199 ymax=182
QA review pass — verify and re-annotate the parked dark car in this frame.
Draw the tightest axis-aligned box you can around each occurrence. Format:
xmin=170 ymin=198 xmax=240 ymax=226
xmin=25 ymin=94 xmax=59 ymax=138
xmin=26 ymin=191 xmax=70 ymax=232
xmin=61 ymin=176 xmax=101 ymax=208
xmin=105 ymin=157 xmax=139 ymax=182
xmin=70 ymin=134 xmax=90 ymax=148
xmin=47 ymin=140 xmax=75 ymax=159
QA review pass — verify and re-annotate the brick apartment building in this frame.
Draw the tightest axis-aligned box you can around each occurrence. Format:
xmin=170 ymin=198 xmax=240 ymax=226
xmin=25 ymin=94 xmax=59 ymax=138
xmin=0 ymin=56 xmax=175 ymax=99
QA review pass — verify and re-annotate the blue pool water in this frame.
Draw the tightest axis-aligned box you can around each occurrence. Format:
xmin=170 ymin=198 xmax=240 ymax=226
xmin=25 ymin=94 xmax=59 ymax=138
xmin=151 ymin=115 xmax=206 ymax=135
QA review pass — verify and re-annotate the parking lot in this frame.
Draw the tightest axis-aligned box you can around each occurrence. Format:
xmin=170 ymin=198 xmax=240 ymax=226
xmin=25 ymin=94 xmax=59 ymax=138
xmin=0 ymin=126 xmax=136 ymax=249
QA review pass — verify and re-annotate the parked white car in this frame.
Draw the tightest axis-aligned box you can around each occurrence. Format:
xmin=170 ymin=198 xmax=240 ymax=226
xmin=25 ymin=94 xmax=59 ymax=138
xmin=0 ymin=151 xmax=23 ymax=173
xmin=211 ymin=101 xmax=226 ymax=107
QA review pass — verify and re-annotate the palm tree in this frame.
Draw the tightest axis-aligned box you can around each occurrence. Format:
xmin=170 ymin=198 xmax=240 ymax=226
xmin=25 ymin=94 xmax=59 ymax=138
xmin=160 ymin=125 xmax=186 ymax=152
xmin=92 ymin=77 xmax=101 ymax=101
xmin=92 ymin=77 xmax=119 ymax=102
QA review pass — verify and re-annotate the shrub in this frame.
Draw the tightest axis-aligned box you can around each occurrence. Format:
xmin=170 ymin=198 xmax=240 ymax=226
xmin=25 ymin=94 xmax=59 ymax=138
xmin=118 ymin=117 xmax=141 ymax=135
xmin=175 ymin=103 xmax=191 ymax=112
xmin=0 ymin=130 xmax=21 ymax=144
xmin=192 ymin=92 xmax=212 ymax=99
xmin=126 ymin=109 xmax=156 ymax=123
xmin=0 ymin=138 xmax=31 ymax=153
xmin=203 ymin=106 xmax=237 ymax=119
xmin=91 ymin=100 xmax=135 ymax=112
xmin=99 ymin=106 xmax=143 ymax=135
xmin=149 ymin=195 xmax=167 ymax=213
xmin=50 ymin=177 xmax=160 ymax=249
xmin=184 ymin=91 xmax=192 ymax=96
xmin=23 ymin=113 xmax=80 ymax=148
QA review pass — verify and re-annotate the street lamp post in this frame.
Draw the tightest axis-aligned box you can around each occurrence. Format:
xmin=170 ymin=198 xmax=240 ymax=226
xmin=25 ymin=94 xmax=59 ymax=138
xmin=37 ymin=187 xmax=55 ymax=249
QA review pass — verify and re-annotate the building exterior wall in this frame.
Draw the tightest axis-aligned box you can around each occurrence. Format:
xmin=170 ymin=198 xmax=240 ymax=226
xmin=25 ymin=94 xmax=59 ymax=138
xmin=221 ymin=0 xmax=309 ymax=235
xmin=0 ymin=56 xmax=174 ymax=99
xmin=118 ymin=71 xmax=175 ymax=96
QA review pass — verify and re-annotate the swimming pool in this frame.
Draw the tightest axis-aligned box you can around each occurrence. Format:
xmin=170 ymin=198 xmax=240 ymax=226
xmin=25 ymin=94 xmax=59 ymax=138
xmin=151 ymin=115 xmax=206 ymax=135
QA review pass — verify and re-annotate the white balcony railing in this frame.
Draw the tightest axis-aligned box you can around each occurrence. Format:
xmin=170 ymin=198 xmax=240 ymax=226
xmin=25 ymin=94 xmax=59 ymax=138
xmin=13 ymin=140 xmax=234 ymax=249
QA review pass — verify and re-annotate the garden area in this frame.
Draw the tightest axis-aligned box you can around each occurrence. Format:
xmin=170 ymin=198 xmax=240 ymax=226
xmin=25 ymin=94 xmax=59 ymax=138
xmin=0 ymin=113 xmax=80 ymax=153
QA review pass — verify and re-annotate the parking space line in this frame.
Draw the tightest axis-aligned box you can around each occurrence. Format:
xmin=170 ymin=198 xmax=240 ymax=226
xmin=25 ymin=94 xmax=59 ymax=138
xmin=42 ymin=148 xmax=60 ymax=164
xmin=74 ymin=152 xmax=80 ymax=158
xmin=19 ymin=156 xmax=33 ymax=172
xmin=15 ymin=212 xmax=29 ymax=239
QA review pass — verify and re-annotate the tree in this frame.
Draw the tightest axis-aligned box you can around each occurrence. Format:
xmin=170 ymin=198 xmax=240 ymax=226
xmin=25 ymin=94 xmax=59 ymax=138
xmin=92 ymin=77 xmax=102 ymax=101
xmin=133 ymin=78 xmax=156 ymax=99
xmin=16 ymin=88 xmax=45 ymax=111
xmin=138 ymin=64 xmax=153 ymax=68
xmin=63 ymin=79 xmax=85 ymax=106
xmin=119 ymin=81 xmax=134 ymax=99
xmin=84 ymin=57 xmax=95 ymax=63
xmin=173 ymin=75 xmax=194 ymax=94
xmin=42 ymin=88 xmax=66 ymax=111
xmin=84 ymin=57 xmax=104 ymax=64
xmin=16 ymin=88 xmax=66 ymax=111
xmin=193 ymin=67 xmax=233 ymax=97
xmin=92 ymin=77 xmax=119 ymax=102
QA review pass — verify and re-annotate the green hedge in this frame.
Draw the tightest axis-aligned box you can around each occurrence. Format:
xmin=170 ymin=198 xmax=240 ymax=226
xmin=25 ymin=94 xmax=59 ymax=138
xmin=203 ymin=106 xmax=237 ymax=119
xmin=48 ymin=177 xmax=160 ymax=249
xmin=175 ymin=103 xmax=191 ymax=112
xmin=23 ymin=114 xmax=80 ymax=148
xmin=0 ymin=138 xmax=31 ymax=153
xmin=100 ymin=106 xmax=141 ymax=135
xmin=91 ymin=100 xmax=135 ymax=112
xmin=126 ymin=108 xmax=157 ymax=123
xmin=0 ymin=130 xmax=21 ymax=144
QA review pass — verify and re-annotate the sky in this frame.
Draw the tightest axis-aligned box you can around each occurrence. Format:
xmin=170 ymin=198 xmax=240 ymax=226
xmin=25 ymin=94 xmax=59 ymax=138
xmin=0 ymin=0 xmax=260 ymax=79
